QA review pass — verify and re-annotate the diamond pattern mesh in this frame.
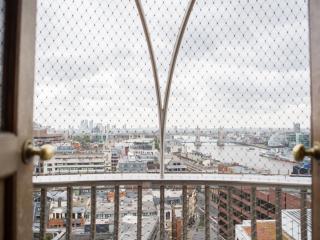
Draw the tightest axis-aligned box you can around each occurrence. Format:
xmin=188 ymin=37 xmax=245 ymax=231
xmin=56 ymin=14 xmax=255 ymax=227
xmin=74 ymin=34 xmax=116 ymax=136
xmin=167 ymin=0 xmax=310 ymax=129
xmin=34 ymin=0 xmax=158 ymax=131
xmin=33 ymin=0 xmax=310 ymax=176
xmin=32 ymin=1 xmax=312 ymax=240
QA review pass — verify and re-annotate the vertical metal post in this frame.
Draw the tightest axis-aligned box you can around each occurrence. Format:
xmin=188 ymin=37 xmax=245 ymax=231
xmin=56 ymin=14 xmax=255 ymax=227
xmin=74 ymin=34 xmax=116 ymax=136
xmin=171 ymin=207 xmax=177 ymax=240
xmin=160 ymin=109 xmax=164 ymax=178
xmin=137 ymin=185 xmax=142 ymax=240
xmin=182 ymin=185 xmax=188 ymax=240
xmin=205 ymin=185 xmax=210 ymax=240
xmin=40 ymin=188 xmax=47 ymax=240
xmin=226 ymin=187 xmax=233 ymax=240
xmin=114 ymin=185 xmax=120 ymax=240
xmin=300 ymin=189 xmax=307 ymax=240
xmin=66 ymin=186 xmax=73 ymax=240
xmin=160 ymin=185 xmax=165 ymax=240
xmin=250 ymin=187 xmax=257 ymax=240
xmin=275 ymin=187 xmax=282 ymax=240
xmin=90 ymin=186 xmax=96 ymax=240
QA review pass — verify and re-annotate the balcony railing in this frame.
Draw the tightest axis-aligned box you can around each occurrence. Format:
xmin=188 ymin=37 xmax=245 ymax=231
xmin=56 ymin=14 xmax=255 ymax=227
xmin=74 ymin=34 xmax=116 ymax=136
xmin=33 ymin=174 xmax=311 ymax=240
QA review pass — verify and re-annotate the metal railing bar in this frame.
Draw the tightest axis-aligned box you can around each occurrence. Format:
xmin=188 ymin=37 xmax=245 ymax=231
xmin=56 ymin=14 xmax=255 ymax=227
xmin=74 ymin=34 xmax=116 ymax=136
xmin=275 ymin=187 xmax=282 ymax=240
xmin=160 ymin=185 xmax=165 ymax=240
xmin=114 ymin=185 xmax=120 ymax=240
xmin=66 ymin=186 xmax=72 ymax=240
xmin=250 ymin=186 xmax=257 ymax=240
xmin=205 ymin=185 xmax=210 ymax=240
xmin=226 ymin=187 xmax=233 ymax=240
xmin=137 ymin=185 xmax=142 ymax=240
xmin=34 ymin=183 xmax=311 ymax=240
xmin=32 ymin=174 xmax=311 ymax=188
xmin=182 ymin=185 xmax=188 ymax=240
xmin=171 ymin=206 xmax=177 ymax=240
xmin=40 ymin=188 xmax=47 ymax=240
xmin=90 ymin=186 xmax=96 ymax=240
xmin=300 ymin=189 xmax=307 ymax=240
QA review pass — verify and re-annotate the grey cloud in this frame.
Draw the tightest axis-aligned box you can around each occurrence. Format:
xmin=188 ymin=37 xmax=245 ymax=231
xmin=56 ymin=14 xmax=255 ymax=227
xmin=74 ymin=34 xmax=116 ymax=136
xmin=34 ymin=0 xmax=311 ymax=130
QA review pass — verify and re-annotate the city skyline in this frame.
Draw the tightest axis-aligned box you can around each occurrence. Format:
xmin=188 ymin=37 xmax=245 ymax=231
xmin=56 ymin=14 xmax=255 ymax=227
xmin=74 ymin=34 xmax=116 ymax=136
xmin=34 ymin=120 xmax=311 ymax=134
xmin=33 ymin=0 xmax=310 ymax=130
xmin=30 ymin=1 xmax=312 ymax=239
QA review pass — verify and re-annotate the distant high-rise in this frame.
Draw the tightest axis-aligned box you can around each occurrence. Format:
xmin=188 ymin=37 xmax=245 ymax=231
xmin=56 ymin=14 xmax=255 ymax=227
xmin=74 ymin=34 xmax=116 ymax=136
xmin=194 ymin=126 xmax=202 ymax=149
xmin=293 ymin=123 xmax=300 ymax=133
xmin=80 ymin=120 xmax=89 ymax=130
xmin=295 ymin=132 xmax=310 ymax=148
xmin=89 ymin=120 xmax=94 ymax=130
xmin=217 ymin=127 xmax=225 ymax=147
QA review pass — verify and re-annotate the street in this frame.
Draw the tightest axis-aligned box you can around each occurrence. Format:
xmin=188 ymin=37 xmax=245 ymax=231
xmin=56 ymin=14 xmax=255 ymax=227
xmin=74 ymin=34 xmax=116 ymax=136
xmin=187 ymin=191 xmax=219 ymax=240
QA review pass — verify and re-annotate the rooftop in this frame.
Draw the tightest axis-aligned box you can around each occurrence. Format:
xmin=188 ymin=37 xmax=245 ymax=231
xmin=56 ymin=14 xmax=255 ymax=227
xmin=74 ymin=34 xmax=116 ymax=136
xmin=237 ymin=209 xmax=312 ymax=240
xmin=243 ymin=221 xmax=291 ymax=240
xmin=120 ymin=216 xmax=158 ymax=240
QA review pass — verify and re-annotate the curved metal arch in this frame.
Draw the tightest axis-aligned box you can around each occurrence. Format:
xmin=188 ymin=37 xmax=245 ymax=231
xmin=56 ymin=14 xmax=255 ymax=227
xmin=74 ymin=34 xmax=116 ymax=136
xmin=161 ymin=0 xmax=196 ymax=176
xmin=135 ymin=0 xmax=164 ymax=176
xmin=163 ymin=0 xmax=196 ymax=116
xmin=134 ymin=0 xmax=162 ymax=113
xmin=135 ymin=0 xmax=196 ymax=178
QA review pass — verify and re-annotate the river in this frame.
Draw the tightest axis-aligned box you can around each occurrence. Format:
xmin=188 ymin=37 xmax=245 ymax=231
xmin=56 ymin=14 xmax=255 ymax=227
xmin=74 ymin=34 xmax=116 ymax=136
xmin=179 ymin=137 xmax=296 ymax=175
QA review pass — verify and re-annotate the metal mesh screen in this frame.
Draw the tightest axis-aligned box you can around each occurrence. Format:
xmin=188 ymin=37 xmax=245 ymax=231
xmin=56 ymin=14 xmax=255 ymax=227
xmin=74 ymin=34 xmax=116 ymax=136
xmin=168 ymin=0 xmax=310 ymax=129
xmin=164 ymin=0 xmax=310 ymax=175
xmin=33 ymin=0 xmax=310 ymax=176
xmin=34 ymin=0 xmax=158 ymax=131
xmin=32 ymin=1 xmax=312 ymax=240
xmin=141 ymin=0 xmax=188 ymax=97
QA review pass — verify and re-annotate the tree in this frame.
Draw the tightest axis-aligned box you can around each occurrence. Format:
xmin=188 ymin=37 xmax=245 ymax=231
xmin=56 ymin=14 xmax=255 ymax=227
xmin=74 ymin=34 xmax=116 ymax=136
xmin=72 ymin=134 xmax=91 ymax=149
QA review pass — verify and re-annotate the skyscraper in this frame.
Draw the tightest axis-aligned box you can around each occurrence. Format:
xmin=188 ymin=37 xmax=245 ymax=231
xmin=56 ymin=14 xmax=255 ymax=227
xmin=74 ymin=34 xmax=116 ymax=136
xmin=293 ymin=123 xmax=301 ymax=133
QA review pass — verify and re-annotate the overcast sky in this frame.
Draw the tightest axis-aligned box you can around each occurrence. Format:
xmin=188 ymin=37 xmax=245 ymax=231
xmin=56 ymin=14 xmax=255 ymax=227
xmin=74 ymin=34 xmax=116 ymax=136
xmin=33 ymin=0 xmax=310 ymax=131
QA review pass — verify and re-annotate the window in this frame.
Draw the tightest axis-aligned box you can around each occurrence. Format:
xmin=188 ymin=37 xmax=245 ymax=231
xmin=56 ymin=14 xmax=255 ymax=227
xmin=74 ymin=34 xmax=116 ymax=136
xmin=32 ymin=1 xmax=311 ymax=239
